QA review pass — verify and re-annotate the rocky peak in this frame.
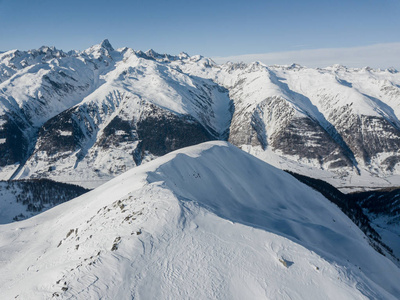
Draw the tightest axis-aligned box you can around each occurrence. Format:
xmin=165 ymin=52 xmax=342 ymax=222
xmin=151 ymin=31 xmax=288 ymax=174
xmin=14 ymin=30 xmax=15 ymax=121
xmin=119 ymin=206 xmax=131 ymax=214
xmin=100 ymin=39 xmax=114 ymax=52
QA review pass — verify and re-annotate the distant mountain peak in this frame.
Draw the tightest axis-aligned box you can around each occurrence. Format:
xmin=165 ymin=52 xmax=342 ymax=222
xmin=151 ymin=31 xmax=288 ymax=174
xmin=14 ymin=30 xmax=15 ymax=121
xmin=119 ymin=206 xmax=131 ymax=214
xmin=178 ymin=52 xmax=189 ymax=59
xmin=387 ymin=67 xmax=398 ymax=73
xmin=145 ymin=48 xmax=161 ymax=58
xmin=287 ymin=63 xmax=304 ymax=69
xmin=100 ymin=39 xmax=114 ymax=52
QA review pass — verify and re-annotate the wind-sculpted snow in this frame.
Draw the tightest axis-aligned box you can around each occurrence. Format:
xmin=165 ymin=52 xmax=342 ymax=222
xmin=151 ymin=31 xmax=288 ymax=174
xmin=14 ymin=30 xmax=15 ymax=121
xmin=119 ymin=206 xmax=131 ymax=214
xmin=1 ymin=142 xmax=399 ymax=299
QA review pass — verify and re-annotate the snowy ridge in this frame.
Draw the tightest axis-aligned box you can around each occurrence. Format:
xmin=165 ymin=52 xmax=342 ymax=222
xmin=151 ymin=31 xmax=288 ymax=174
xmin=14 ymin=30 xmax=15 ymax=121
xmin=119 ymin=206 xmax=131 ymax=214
xmin=1 ymin=142 xmax=399 ymax=299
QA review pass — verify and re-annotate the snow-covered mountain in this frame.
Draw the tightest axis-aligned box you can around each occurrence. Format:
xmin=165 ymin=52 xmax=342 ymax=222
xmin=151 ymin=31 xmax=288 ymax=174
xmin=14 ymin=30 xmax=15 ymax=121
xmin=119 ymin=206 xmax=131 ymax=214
xmin=1 ymin=142 xmax=399 ymax=299
xmin=0 ymin=40 xmax=232 ymax=188
xmin=1 ymin=40 xmax=400 ymax=190
xmin=180 ymin=61 xmax=400 ymax=191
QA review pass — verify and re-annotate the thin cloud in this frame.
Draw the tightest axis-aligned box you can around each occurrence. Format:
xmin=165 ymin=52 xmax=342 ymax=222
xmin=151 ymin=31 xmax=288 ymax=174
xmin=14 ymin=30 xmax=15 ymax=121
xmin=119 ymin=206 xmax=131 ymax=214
xmin=213 ymin=43 xmax=400 ymax=69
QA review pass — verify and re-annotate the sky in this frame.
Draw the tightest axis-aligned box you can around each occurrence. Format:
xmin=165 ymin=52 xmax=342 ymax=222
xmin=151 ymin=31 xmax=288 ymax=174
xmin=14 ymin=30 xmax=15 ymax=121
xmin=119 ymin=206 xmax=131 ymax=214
xmin=0 ymin=0 xmax=399 ymax=68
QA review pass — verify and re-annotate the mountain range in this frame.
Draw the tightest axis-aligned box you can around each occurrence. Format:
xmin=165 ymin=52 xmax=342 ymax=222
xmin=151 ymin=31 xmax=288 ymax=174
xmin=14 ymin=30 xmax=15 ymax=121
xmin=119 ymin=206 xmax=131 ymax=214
xmin=1 ymin=40 xmax=400 ymax=191
xmin=1 ymin=40 xmax=400 ymax=299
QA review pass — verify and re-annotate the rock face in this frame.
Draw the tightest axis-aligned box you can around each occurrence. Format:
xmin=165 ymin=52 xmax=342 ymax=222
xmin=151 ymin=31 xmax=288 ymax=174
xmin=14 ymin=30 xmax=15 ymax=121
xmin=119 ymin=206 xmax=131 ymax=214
xmin=135 ymin=105 xmax=213 ymax=157
xmin=1 ymin=41 xmax=400 ymax=189
xmin=197 ymin=62 xmax=400 ymax=190
xmin=271 ymin=117 xmax=353 ymax=168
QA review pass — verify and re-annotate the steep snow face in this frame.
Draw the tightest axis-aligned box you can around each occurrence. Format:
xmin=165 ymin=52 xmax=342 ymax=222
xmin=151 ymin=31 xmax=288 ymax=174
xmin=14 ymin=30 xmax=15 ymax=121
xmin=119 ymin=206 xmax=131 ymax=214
xmin=0 ymin=142 xmax=399 ymax=299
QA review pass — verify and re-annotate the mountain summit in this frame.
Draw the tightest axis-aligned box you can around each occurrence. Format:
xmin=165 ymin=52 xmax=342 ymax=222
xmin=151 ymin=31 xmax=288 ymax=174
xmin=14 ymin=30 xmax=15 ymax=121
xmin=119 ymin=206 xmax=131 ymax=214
xmin=100 ymin=38 xmax=114 ymax=51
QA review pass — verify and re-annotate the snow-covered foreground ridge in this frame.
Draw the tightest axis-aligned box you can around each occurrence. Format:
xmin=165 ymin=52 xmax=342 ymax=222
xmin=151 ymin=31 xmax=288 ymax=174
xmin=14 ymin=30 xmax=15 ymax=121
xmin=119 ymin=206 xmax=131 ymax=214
xmin=1 ymin=142 xmax=399 ymax=299
xmin=1 ymin=40 xmax=400 ymax=190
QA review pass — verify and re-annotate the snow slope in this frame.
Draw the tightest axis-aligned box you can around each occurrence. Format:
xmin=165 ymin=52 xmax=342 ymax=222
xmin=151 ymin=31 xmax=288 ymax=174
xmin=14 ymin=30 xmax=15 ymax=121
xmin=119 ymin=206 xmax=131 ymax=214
xmin=1 ymin=142 xmax=399 ymax=299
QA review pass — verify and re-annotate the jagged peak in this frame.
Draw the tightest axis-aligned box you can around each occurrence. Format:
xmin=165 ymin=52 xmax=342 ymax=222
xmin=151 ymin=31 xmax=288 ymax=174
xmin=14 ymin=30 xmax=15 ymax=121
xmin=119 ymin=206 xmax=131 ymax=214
xmin=362 ymin=66 xmax=373 ymax=72
xmin=38 ymin=45 xmax=57 ymax=52
xmin=189 ymin=54 xmax=204 ymax=62
xmin=178 ymin=52 xmax=189 ymax=59
xmin=145 ymin=49 xmax=162 ymax=58
xmin=83 ymin=39 xmax=115 ymax=58
xmin=67 ymin=49 xmax=79 ymax=56
xmin=0 ymin=49 xmax=21 ymax=59
xmin=287 ymin=63 xmax=304 ymax=69
xmin=331 ymin=64 xmax=347 ymax=69
xmin=250 ymin=61 xmax=267 ymax=67
xmin=100 ymin=39 xmax=114 ymax=52
xmin=25 ymin=46 xmax=67 ymax=59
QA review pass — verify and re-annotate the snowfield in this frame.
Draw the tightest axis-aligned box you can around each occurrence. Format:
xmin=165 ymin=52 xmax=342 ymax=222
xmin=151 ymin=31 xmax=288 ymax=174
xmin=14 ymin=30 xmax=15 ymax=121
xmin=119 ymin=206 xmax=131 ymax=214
xmin=1 ymin=142 xmax=399 ymax=299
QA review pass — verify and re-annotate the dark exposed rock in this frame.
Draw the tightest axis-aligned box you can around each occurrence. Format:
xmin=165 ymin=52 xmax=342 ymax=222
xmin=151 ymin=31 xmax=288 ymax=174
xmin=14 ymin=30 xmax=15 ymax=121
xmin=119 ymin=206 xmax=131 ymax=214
xmin=132 ymin=141 xmax=143 ymax=166
xmin=33 ymin=100 xmax=215 ymax=169
xmin=228 ymin=108 xmax=263 ymax=148
xmin=137 ymin=104 xmax=214 ymax=157
xmin=272 ymin=117 xmax=353 ymax=168
xmin=0 ymin=114 xmax=30 ymax=166
xmin=332 ymin=107 xmax=400 ymax=164
xmin=229 ymin=96 xmax=353 ymax=169
xmin=228 ymin=96 xmax=290 ymax=148
xmin=382 ymin=156 xmax=400 ymax=171
xmin=98 ymin=116 xmax=137 ymax=148
xmin=0 ymin=179 xmax=90 ymax=222
xmin=36 ymin=108 xmax=85 ymax=155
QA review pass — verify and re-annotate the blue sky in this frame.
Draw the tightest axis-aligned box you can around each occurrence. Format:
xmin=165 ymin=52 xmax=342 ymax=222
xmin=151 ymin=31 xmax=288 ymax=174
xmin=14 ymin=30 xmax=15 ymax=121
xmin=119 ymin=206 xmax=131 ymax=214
xmin=1 ymin=0 xmax=399 ymax=67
